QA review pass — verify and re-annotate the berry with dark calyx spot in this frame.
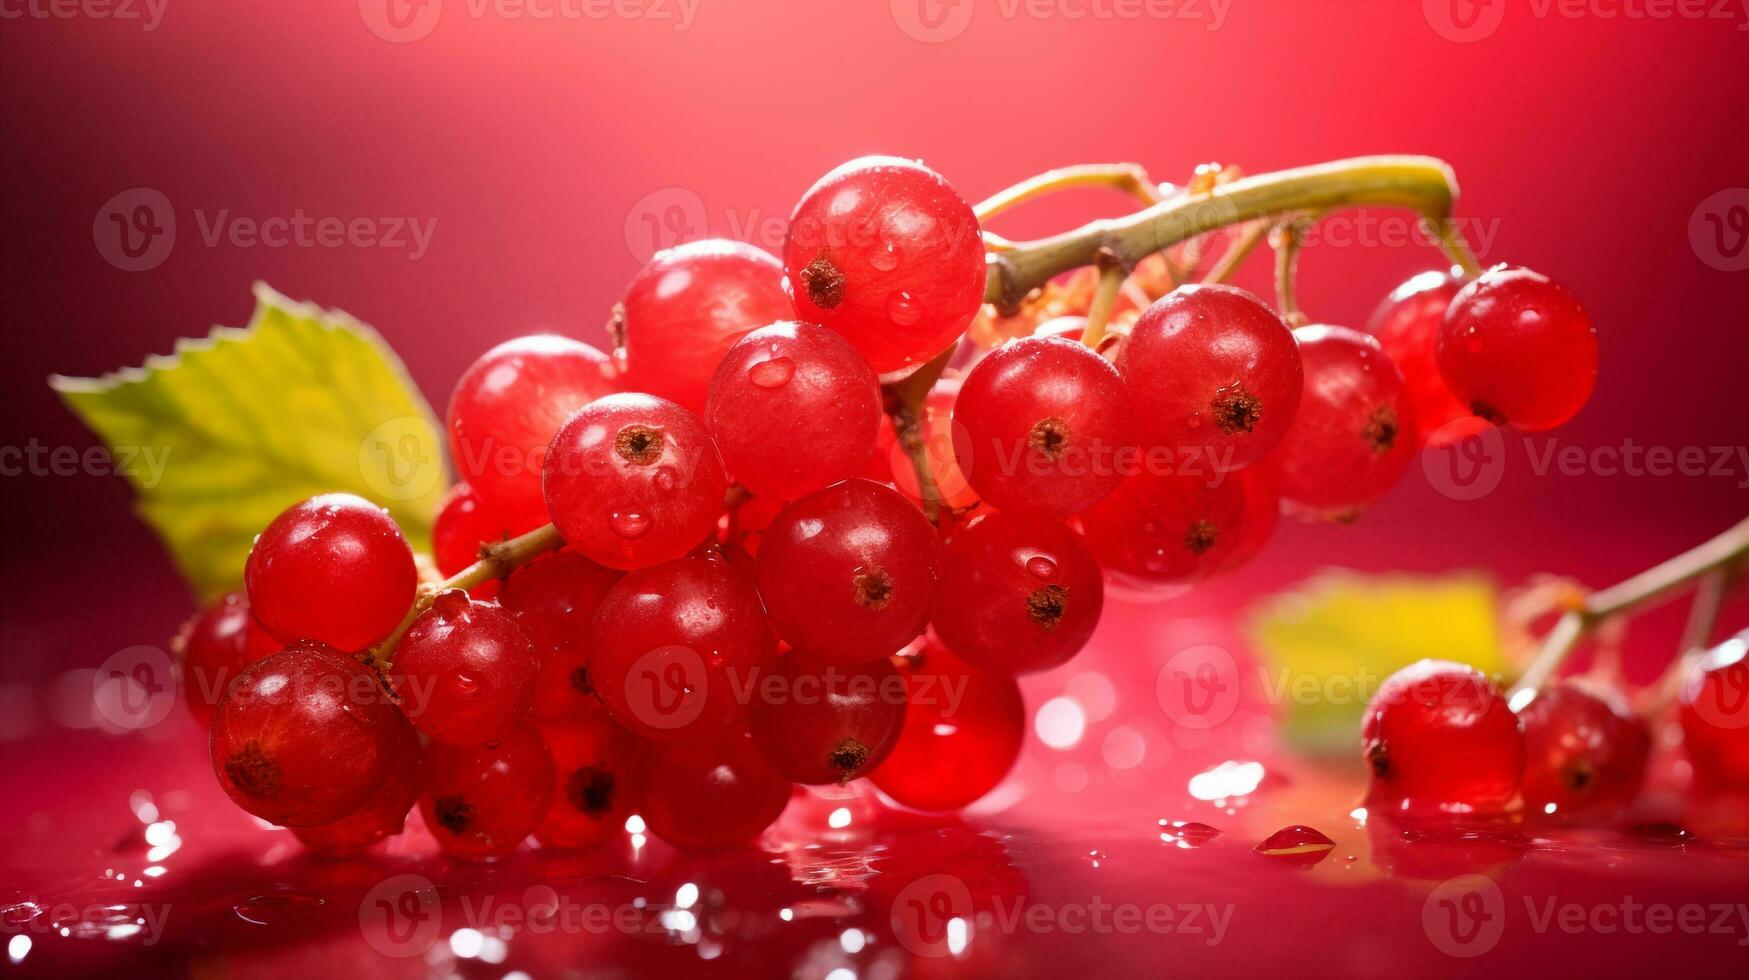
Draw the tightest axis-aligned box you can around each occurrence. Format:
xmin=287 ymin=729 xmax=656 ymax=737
xmin=756 ymin=479 xmax=942 ymax=665
xmin=420 ymin=722 xmax=555 ymax=860
xmin=783 ymin=156 xmax=986 ymax=374
xmin=869 ymin=644 xmax=1024 ymax=811
xmin=292 ymin=707 xmax=423 ymax=855
xmin=1076 ymin=470 xmax=1248 ymax=587
xmin=587 ymin=549 xmax=777 ymax=741
xmin=638 ymin=728 xmax=793 ymax=848
xmin=1362 ymin=659 xmax=1523 ymax=816
xmin=748 ymin=650 xmax=906 ymax=784
xmin=245 ymin=493 xmax=418 ymax=651
xmin=1679 ymin=632 xmax=1749 ymax=791
xmin=1367 ymin=269 xmax=1488 ymax=447
xmin=448 ymin=335 xmax=617 ymax=531
xmin=210 ymin=642 xmax=401 ymax=826
xmin=175 ymin=589 xmax=280 ymax=725
xmin=614 ymin=239 xmax=794 ymax=414
xmin=952 ymin=336 xmax=1137 ymax=517
xmin=706 ymin=321 xmax=882 ymax=500
xmin=1115 ymin=283 xmax=1303 ymax=470
xmin=543 ymin=393 xmax=730 ymax=570
xmin=500 ymin=551 xmax=623 ymax=721
xmin=1269 ymin=325 xmax=1419 ymax=520
xmin=929 ymin=512 xmax=1104 ymax=676
xmin=1516 ymin=680 xmax=1650 ymax=822
xmin=1435 ymin=264 xmax=1597 ymax=431
xmin=390 ymin=590 xmax=540 ymax=747
xmin=533 ymin=712 xmax=642 ymax=849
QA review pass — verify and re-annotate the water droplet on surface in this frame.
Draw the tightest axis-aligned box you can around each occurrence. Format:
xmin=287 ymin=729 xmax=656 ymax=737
xmin=610 ymin=512 xmax=651 ymax=539
xmin=1255 ymin=825 xmax=1336 ymax=867
xmin=1158 ymin=820 xmax=1221 ymax=848
xmin=749 ymin=357 xmax=794 ymax=388
xmin=887 ymin=291 xmax=921 ymax=327
xmin=233 ymin=894 xmax=326 ymax=927
xmin=1025 ymin=556 xmax=1057 ymax=580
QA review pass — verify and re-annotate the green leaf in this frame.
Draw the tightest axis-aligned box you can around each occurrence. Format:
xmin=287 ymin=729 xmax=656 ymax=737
xmin=52 ymin=282 xmax=447 ymax=600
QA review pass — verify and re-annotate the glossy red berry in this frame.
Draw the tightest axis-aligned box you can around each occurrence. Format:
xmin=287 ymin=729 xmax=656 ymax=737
xmin=1115 ymin=284 xmax=1303 ymax=470
xmin=245 ymin=493 xmax=417 ymax=651
xmin=953 ymin=336 xmax=1137 ymax=517
xmin=706 ymin=321 xmax=882 ymax=499
xmin=756 ymin=479 xmax=942 ymax=664
xmin=1679 ymin=632 xmax=1749 ymax=790
xmin=1077 ymin=470 xmax=1248 ymax=587
xmin=1269 ymin=325 xmax=1419 ymax=519
xmin=433 ymin=483 xmax=525 ymax=593
xmin=1367 ymin=269 xmax=1488 ymax=447
xmin=748 ymin=651 xmax=906 ymax=784
xmin=533 ymin=713 xmax=642 ymax=849
xmin=500 ymin=551 xmax=623 ymax=721
xmin=421 ymin=722 xmax=555 ymax=860
xmin=391 ymin=590 xmax=540 ymax=747
xmin=210 ymin=643 xmax=401 ymax=826
xmin=543 ymin=393 xmax=730 ymax=569
xmin=930 ymin=512 xmax=1104 ymax=675
xmin=638 ymin=729 xmax=792 ymax=848
xmin=783 ymin=156 xmax=985 ymax=374
xmin=587 ymin=550 xmax=777 ymax=741
xmin=613 ymin=239 xmax=794 ymax=414
xmin=448 ymin=335 xmax=617 ymax=530
xmin=1362 ymin=659 xmax=1524 ymax=816
xmin=1517 ymin=680 xmax=1650 ymax=821
xmin=869 ymin=645 xmax=1024 ymax=811
xmin=292 ymin=708 xmax=423 ymax=855
xmin=175 ymin=590 xmax=279 ymax=725
xmin=1225 ymin=467 xmax=1282 ymax=573
xmin=1436 ymin=264 xmax=1597 ymax=431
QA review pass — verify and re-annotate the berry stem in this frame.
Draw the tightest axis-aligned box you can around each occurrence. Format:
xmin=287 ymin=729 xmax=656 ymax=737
xmin=1506 ymin=517 xmax=1749 ymax=703
xmin=1271 ymin=214 xmax=1313 ymax=328
xmin=881 ymin=346 xmax=956 ymax=523
xmin=1079 ymin=250 xmax=1127 ymax=348
xmin=1201 ymin=218 xmax=1271 ymax=285
xmin=985 ymin=155 xmax=1464 ymax=312
xmin=974 ymin=163 xmax=1165 ymax=225
xmin=372 ymin=522 xmax=565 ymax=668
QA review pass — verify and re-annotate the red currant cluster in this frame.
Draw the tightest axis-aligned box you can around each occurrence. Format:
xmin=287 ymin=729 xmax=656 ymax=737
xmin=174 ymin=154 xmax=1601 ymax=858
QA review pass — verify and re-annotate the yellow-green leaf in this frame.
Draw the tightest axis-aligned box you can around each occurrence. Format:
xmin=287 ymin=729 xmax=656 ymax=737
xmin=51 ymin=282 xmax=446 ymax=600
xmin=1247 ymin=571 xmax=1509 ymax=757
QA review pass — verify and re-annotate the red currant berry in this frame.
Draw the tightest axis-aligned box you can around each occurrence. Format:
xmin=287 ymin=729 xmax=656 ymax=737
xmin=930 ymin=512 xmax=1104 ymax=675
xmin=1362 ymin=659 xmax=1524 ymax=815
xmin=1679 ymin=632 xmax=1749 ymax=790
xmin=613 ymin=240 xmax=794 ymax=414
xmin=500 ymin=551 xmax=623 ymax=721
xmin=756 ymin=479 xmax=942 ymax=665
xmin=448 ymin=335 xmax=617 ymax=531
xmin=1435 ymin=264 xmax=1597 ymax=431
xmin=869 ymin=644 xmax=1024 ymax=811
xmin=210 ymin=642 xmax=400 ymax=826
xmin=175 ymin=590 xmax=279 ymax=725
xmin=245 ymin=493 xmax=417 ymax=651
xmin=706 ymin=321 xmax=882 ymax=500
xmin=1225 ymin=466 xmax=1282 ymax=573
xmin=587 ymin=549 xmax=777 ymax=740
xmin=391 ymin=590 xmax=540 ymax=747
xmin=638 ymin=729 xmax=792 ymax=848
xmin=421 ymin=722 xmax=555 ymax=860
xmin=748 ymin=651 xmax=906 ymax=784
xmin=533 ymin=713 xmax=642 ymax=849
xmin=292 ymin=708 xmax=423 ymax=855
xmin=783 ymin=156 xmax=985 ymax=374
xmin=1077 ymin=470 xmax=1248 ymax=586
xmin=1517 ymin=680 xmax=1650 ymax=822
xmin=433 ymin=483 xmax=526 ymax=597
xmin=1367 ymin=269 xmax=1489 ymax=447
xmin=953 ymin=336 xmax=1137 ymax=517
xmin=1115 ymin=284 xmax=1303 ymax=470
xmin=543 ymin=393 xmax=730 ymax=569
xmin=1269 ymin=325 xmax=1418 ymax=519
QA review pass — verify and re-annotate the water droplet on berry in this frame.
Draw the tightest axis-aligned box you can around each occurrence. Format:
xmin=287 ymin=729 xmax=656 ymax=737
xmin=887 ymin=291 xmax=921 ymax=327
xmin=870 ymin=241 xmax=900 ymax=272
xmin=450 ymin=673 xmax=482 ymax=699
xmin=1025 ymin=556 xmax=1058 ymax=580
xmin=609 ymin=512 xmax=651 ymax=539
xmin=748 ymin=357 xmax=795 ymax=389
xmin=653 ymin=468 xmax=678 ymax=491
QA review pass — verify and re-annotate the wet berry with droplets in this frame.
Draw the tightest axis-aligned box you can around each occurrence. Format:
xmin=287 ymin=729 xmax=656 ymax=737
xmin=174 ymin=590 xmax=280 ymax=726
xmin=748 ymin=650 xmax=906 ymax=784
xmin=638 ymin=729 xmax=793 ymax=848
xmin=869 ymin=644 xmax=1025 ymax=811
xmin=1077 ymin=470 xmax=1250 ymax=587
xmin=1367 ymin=269 xmax=1488 ymax=446
xmin=500 ymin=551 xmax=623 ymax=721
xmin=706 ymin=321 xmax=882 ymax=499
xmin=292 ymin=707 xmax=423 ymax=855
xmin=390 ymin=590 xmax=540 ymax=747
xmin=420 ymin=722 xmax=555 ymax=860
xmin=1517 ymin=680 xmax=1650 ymax=822
xmin=245 ymin=493 xmax=417 ymax=651
xmin=1436 ymin=264 xmax=1596 ymax=431
xmin=1362 ymin=659 xmax=1523 ymax=815
xmin=543 ymin=393 xmax=729 ymax=569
